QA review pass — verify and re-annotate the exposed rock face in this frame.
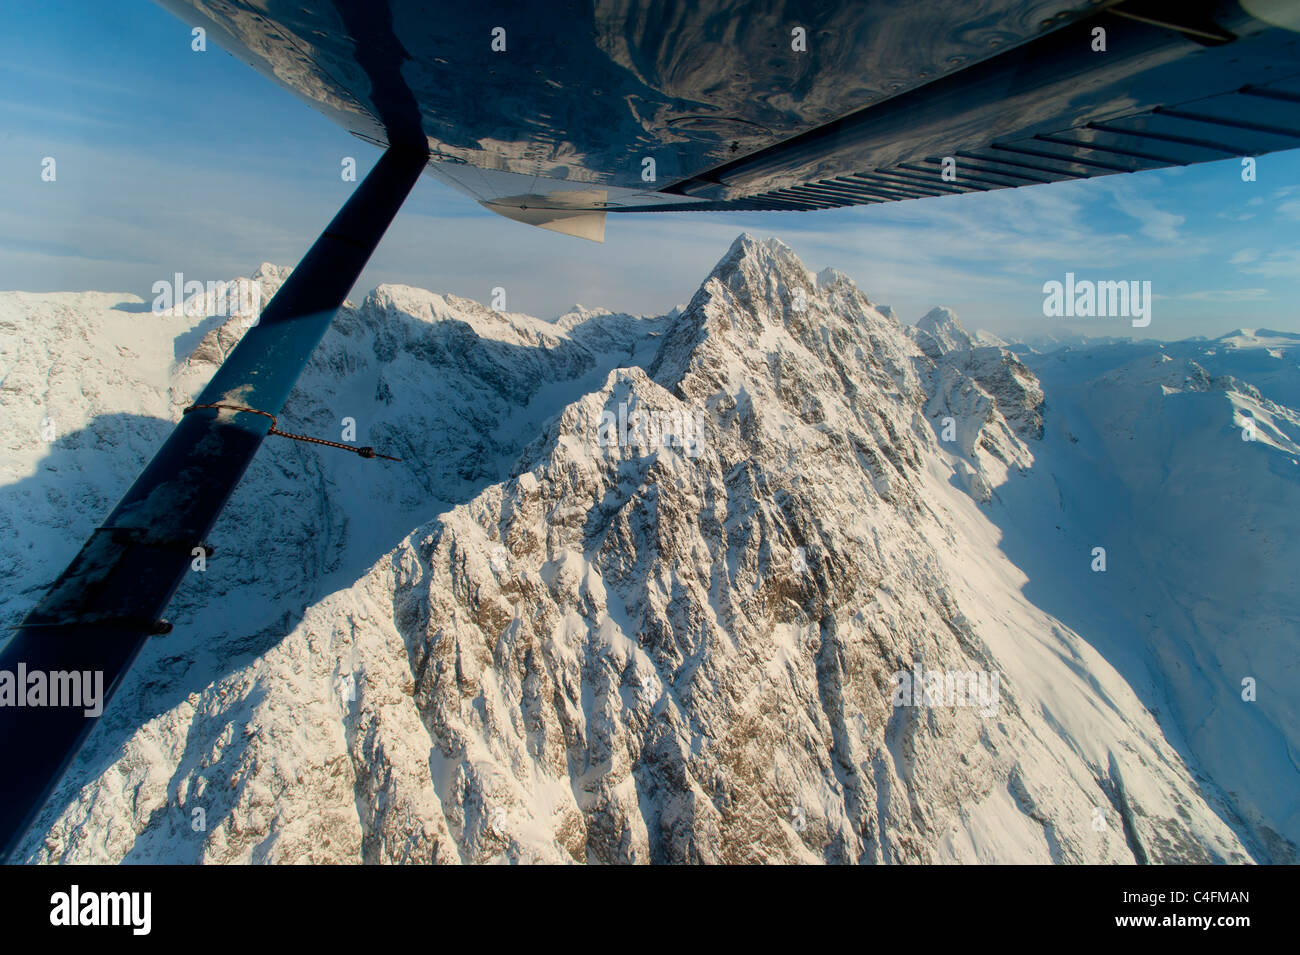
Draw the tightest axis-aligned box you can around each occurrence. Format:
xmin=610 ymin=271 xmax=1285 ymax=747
xmin=2 ymin=236 xmax=1270 ymax=864
xmin=909 ymin=306 xmax=1045 ymax=502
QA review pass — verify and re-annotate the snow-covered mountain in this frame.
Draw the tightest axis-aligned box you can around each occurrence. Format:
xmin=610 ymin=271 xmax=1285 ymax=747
xmin=1 ymin=236 xmax=1295 ymax=863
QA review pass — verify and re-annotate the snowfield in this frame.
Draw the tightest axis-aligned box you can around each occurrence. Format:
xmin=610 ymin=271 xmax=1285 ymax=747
xmin=1 ymin=235 xmax=1295 ymax=863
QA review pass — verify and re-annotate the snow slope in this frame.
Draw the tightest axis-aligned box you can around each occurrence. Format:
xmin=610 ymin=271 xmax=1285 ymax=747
xmin=1002 ymin=332 xmax=1300 ymax=862
xmin=0 ymin=236 xmax=1291 ymax=863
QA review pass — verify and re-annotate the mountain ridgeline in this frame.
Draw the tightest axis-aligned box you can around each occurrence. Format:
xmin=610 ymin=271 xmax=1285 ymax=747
xmin=2 ymin=235 xmax=1296 ymax=863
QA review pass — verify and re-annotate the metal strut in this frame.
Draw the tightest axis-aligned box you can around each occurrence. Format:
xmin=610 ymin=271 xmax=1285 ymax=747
xmin=0 ymin=144 xmax=428 ymax=862
xmin=182 ymin=403 xmax=403 ymax=461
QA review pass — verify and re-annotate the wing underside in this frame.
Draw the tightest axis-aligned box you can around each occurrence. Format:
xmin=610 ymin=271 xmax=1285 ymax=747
xmin=152 ymin=0 xmax=1300 ymax=228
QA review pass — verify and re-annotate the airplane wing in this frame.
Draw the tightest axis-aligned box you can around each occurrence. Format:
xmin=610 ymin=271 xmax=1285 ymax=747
xmin=152 ymin=0 xmax=1300 ymax=235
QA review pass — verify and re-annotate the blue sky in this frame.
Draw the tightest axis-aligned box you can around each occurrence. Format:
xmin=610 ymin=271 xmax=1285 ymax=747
xmin=3 ymin=0 xmax=1300 ymax=340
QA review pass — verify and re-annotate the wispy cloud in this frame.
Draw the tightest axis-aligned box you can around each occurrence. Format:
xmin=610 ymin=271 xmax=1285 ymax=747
xmin=1277 ymin=199 xmax=1300 ymax=222
xmin=1178 ymin=288 xmax=1271 ymax=302
xmin=1236 ymin=247 xmax=1300 ymax=279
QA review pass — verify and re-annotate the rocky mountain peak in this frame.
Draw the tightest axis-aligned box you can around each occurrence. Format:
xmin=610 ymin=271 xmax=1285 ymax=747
xmin=912 ymin=306 xmax=975 ymax=358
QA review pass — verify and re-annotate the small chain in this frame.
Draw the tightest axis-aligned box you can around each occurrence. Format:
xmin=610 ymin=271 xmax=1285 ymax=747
xmin=183 ymin=404 xmax=401 ymax=461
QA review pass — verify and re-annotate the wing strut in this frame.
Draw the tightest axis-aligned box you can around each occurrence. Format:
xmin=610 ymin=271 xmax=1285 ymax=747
xmin=0 ymin=144 xmax=429 ymax=862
